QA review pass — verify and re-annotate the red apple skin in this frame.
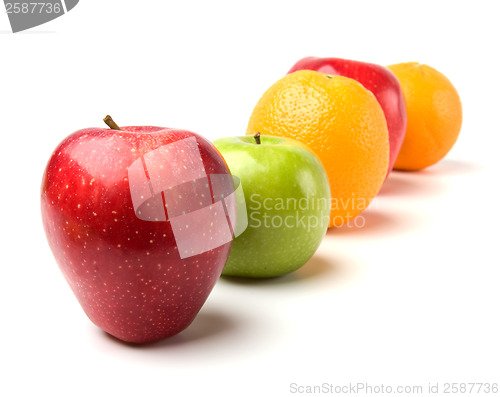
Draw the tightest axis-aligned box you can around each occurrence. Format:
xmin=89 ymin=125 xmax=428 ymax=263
xmin=41 ymin=126 xmax=232 ymax=344
xmin=289 ymin=57 xmax=407 ymax=175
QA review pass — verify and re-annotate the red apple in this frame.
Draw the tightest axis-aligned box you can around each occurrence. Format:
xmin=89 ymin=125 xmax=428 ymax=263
xmin=41 ymin=117 xmax=236 ymax=344
xmin=289 ymin=57 xmax=407 ymax=175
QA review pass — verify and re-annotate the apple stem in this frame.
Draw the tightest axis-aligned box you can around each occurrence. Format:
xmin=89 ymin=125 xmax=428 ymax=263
xmin=103 ymin=115 xmax=121 ymax=130
xmin=254 ymin=131 xmax=261 ymax=145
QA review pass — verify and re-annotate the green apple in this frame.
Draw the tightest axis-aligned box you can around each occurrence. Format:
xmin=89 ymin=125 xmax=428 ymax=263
xmin=213 ymin=134 xmax=330 ymax=277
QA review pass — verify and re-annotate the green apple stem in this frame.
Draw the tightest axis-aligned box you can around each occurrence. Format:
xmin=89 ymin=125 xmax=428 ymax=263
xmin=254 ymin=131 xmax=261 ymax=145
xmin=103 ymin=115 xmax=121 ymax=130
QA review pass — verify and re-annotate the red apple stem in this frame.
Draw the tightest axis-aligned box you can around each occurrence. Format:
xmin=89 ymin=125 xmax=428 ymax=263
xmin=103 ymin=115 xmax=121 ymax=130
xmin=254 ymin=131 xmax=261 ymax=145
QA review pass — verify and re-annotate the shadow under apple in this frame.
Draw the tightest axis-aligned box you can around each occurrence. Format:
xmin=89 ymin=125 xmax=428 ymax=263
xmin=99 ymin=308 xmax=240 ymax=348
xmin=220 ymin=253 xmax=341 ymax=287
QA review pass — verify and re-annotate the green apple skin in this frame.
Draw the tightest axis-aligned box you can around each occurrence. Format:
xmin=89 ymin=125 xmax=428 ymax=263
xmin=213 ymin=135 xmax=330 ymax=278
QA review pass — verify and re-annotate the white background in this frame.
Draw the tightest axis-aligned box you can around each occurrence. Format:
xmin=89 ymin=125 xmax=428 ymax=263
xmin=1 ymin=1 xmax=499 ymax=396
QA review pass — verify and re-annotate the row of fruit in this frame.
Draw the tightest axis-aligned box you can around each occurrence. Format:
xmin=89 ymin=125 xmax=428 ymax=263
xmin=41 ymin=56 xmax=462 ymax=343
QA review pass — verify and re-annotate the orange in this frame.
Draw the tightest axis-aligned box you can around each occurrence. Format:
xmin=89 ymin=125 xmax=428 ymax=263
xmin=387 ymin=62 xmax=462 ymax=171
xmin=246 ymin=70 xmax=389 ymax=227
